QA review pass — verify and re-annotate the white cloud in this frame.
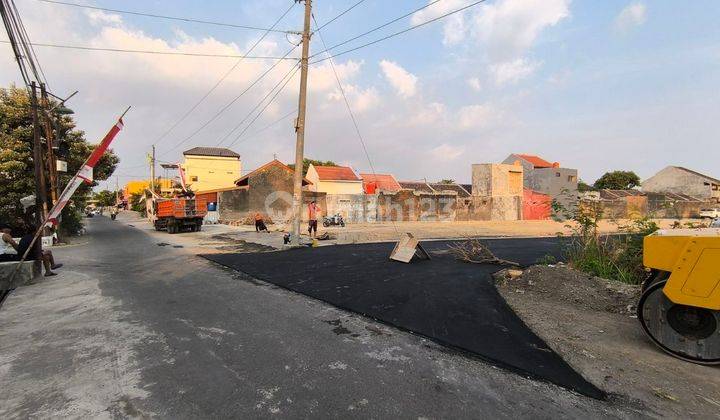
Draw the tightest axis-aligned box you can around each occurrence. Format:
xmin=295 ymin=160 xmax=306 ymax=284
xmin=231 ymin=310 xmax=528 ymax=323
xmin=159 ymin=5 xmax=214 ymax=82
xmin=411 ymin=0 xmax=473 ymax=45
xmin=473 ymin=0 xmax=570 ymax=61
xmin=379 ymin=60 xmax=418 ymax=98
xmin=85 ymin=10 xmax=122 ymax=25
xmin=490 ymin=58 xmax=541 ymax=86
xmin=467 ymin=77 xmax=482 ymax=92
xmin=615 ymin=3 xmax=646 ymax=32
xmin=457 ymin=104 xmax=501 ymax=129
xmin=429 ymin=143 xmax=465 ymax=162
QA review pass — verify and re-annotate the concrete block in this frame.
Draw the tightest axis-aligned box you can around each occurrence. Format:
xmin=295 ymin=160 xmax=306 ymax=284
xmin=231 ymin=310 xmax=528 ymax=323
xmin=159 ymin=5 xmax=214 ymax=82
xmin=0 ymin=260 xmax=41 ymax=290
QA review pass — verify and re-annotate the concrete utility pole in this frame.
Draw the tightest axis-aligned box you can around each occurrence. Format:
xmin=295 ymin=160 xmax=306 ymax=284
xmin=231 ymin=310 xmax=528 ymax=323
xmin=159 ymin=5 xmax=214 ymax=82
xmin=30 ymin=82 xmax=48 ymax=229
xmin=290 ymin=0 xmax=312 ymax=245
xmin=150 ymin=145 xmax=156 ymax=193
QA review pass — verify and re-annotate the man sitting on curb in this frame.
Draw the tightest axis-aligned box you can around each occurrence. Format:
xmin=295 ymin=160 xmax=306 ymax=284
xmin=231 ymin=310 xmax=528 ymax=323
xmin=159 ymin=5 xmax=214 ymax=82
xmin=1 ymin=225 xmax=62 ymax=277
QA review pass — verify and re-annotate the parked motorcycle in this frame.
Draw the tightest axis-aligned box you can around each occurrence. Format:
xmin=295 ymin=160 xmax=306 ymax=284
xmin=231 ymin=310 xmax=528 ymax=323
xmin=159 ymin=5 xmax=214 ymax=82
xmin=322 ymin=213 xmax=345 ymax=227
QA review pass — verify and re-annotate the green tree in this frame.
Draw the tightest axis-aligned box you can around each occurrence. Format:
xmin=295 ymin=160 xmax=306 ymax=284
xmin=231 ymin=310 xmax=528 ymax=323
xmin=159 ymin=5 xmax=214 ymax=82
xmin=0 ymin=85 xmax=119 ymax=233
xmin=577 ymin=179 xmax=595 ymax=192
xmin=287 ymin=158 xmax=338 ymax=175
xmin=593 ymin=170 xmax=641 ymax=190
xmin=94 ymin=190 xmax=116 ymax=207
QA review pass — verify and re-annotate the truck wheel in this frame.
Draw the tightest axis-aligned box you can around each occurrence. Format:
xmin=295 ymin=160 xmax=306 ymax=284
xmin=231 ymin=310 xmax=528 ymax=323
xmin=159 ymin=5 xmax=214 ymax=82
xmin=196 ymin=223 xmax=202 ymax=232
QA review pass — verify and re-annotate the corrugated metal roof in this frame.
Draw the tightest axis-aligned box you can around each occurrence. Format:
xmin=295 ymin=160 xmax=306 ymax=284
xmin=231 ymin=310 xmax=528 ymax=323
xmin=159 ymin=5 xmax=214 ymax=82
xmin=429 ymin=182 xmax=470 ymax=197
xmin=398 ymin=181 xmax=434 ymax=193
xmin=183 ymin=147 xmax=241 ymax=158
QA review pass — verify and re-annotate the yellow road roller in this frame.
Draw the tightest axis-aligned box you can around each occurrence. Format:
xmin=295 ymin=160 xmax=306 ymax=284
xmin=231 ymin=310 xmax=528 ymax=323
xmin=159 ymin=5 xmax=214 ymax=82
xmin=640 ymin=228 xmax=720 ymax=364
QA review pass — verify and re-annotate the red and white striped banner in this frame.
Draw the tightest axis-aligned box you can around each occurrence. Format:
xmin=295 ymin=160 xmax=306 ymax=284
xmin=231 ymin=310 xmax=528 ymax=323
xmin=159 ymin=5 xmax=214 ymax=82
xmin=47 ymin=118 xmax=124 ymax=225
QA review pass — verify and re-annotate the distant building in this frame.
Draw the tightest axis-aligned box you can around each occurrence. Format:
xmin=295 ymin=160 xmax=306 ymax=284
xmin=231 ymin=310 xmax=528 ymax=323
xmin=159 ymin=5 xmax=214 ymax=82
xmin=181 ymin=147 xmax=241 ymax=192
xmin=396 ymin=180 xmax=471 ymax=197
xmin=123 ymin=179 xmax=173 ymax=197
xmin=502 ymin=153 xmax=578 ymax=211
xmin=470 ymin=163 xmax=524 ymax=220
xmin=306 ymin=164 xmax=363 ymax=194
xmin=429 ymin=182 xmax=471 ymax=198
xmin=642 ymin=166 xmax=720 ymax=202
xmin=360 ymin=173 xmax=402 ymax=194
xmin=398 ymin=181 xmax=435 ymax=194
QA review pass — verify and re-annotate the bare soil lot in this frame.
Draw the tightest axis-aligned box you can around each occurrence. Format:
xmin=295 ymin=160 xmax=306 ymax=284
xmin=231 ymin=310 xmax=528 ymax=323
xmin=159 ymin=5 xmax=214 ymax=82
xmin=497 ymin=265 xmax=720 ymax=418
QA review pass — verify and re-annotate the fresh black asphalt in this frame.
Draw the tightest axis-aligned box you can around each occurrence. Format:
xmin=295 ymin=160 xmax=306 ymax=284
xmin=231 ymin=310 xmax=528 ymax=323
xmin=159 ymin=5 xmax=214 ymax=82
xmin=203 ymin=237 xmax=605 ymax=399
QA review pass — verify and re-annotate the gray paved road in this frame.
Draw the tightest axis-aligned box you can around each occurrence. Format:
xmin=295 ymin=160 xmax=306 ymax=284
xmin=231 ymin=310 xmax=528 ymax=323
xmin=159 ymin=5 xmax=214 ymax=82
xmin=0 ymin=216 xmax=647 ymax=418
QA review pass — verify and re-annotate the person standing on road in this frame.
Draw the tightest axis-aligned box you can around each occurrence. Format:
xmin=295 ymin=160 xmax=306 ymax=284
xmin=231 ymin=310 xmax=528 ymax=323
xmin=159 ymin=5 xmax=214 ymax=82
xmin=308 ymin=201 xmax=320 ymax=238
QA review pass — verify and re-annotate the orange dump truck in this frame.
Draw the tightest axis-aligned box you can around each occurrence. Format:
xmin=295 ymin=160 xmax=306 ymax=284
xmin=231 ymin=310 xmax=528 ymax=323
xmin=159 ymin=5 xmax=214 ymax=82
xmin=152 ymin=196 xmax=207 ymax=234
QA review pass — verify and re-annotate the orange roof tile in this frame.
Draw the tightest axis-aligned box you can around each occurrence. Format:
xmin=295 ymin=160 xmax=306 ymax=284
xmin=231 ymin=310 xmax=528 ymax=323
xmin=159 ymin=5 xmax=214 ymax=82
xmin=516 ymin=154 xmax=554 ymax=168
xmin=360 ymin=173 xmax=402 ymax=192
xmin=314 ymin=165 xmax=361 ymax=181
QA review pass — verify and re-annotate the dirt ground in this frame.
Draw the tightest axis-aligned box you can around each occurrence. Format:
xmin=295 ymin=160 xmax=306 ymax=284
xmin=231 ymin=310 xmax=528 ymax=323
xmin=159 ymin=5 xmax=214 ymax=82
xmin=497 ymin=265 xmax=720 ymax=419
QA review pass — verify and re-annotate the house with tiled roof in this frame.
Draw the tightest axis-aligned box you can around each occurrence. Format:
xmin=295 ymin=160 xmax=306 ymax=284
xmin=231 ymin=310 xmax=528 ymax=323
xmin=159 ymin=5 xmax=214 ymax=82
xmin=502 ymin=153 xmax=578 ymax=211
xmin=429 ymin=182 xmax=471 ymax=198
xmin=398 ymin=181 xmax=435 ymax=194
xmin=181 ymin=147 xmax=241 ymax=192
xmin=642 ymin=166 xmax=720 ymax=201
xmin=306 ymin=164 xmax=363 ymax=194
xmin=360 ymin=173 xmax=402 ymax=193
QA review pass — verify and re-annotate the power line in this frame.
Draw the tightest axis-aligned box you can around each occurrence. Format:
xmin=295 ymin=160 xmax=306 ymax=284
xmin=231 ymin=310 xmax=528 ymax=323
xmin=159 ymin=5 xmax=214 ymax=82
xmin=242 ymin=109 xmax=296 ymax=140
xmin=309 ymin=0 xmax=441 ymax=59
xmin=216 ymin=63 xmax=299 ymax=146
xmin=0 ymin=40 xmax=298 ymax=59
xmin=312 ymin=14 xmax=398 ymax=235
xmin=158 ymin=44 xmax=300 ymax=158
xmin=34 ymin=0 xmax=298 ymax=33
xmin=226 ymin=66 xmax=300 ymax=148
xmin=152 ymin=2 xmax=296 ymax=149
xmin=313 ymin=0 xmax=367 ymax=32
xmin=310 ymin=0 xmax=488 ymax=64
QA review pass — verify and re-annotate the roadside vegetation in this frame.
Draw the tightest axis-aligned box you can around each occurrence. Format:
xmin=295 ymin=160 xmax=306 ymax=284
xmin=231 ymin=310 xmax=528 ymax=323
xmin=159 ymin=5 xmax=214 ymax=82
xmin=0 ymin=85 xmax=118 ymax=235
xmin=552 ymin=194 xmax=658 ymax=285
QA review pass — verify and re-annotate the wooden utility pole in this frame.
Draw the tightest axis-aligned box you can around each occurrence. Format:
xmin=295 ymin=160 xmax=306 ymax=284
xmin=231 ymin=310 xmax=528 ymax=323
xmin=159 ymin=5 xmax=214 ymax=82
xmin=290 ymin=0 xmax=312 ymax=245
xmin=40 ymin=83 xmax=59 ymax=206
xmin=30 ymin=82 xmax=48 ymax=229
xmin=150 ymin=145 xmax=156 ymax=193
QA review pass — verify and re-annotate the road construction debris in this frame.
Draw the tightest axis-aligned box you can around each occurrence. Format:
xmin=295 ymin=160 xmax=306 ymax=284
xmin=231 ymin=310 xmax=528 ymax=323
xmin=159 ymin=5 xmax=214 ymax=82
xmin=448 ymin=238 xmax=520 ymax=266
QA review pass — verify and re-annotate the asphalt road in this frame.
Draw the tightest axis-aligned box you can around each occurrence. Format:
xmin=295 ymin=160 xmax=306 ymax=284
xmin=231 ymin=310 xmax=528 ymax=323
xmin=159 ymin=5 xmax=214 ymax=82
xmin=0 ymin=216 xmax=645 ymax=418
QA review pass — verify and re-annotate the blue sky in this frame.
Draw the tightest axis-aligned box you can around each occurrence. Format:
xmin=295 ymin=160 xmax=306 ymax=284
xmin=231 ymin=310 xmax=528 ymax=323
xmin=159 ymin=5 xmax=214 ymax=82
xmin=2 ymin=0 xmax=719 ymax=188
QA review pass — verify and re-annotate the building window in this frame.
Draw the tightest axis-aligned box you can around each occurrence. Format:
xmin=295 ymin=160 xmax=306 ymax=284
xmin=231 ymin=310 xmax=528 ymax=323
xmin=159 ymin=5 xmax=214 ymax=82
xmin=208 ymin=171 xmax=215 ymax=174
xmin=191 ymin=176 xmax=198 ymax=182
xmin=568 ymin=175 xmax=576 ymax=182
xmin=556 ymin=172 xmax=561 ymax=177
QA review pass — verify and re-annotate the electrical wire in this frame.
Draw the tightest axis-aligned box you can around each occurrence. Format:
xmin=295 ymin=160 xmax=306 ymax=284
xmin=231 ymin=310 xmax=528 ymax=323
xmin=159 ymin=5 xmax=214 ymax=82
xmin=34 ymin=0 xmax=297 ymax=33
xmin=0 ymin=40 xmax=298 ymax=59
xmin=310 ymin=0 xmax=487 ymax=64
xmin=313 ymin=0 xmax=367 ymax=32
xmin=309 ymin=0 xmax=441 ymax=59
xmin=216 ymin=63 xmax=299 ymax=146
xmin=152 ymin=2 xmax=296 ymax=149
xmin=311 ymin=14 xmax=398 ymax=233
xmin=158 ymin=44 xmax=300 ymax=157
xmin=226 ymin=66 xmax=300 ymax=148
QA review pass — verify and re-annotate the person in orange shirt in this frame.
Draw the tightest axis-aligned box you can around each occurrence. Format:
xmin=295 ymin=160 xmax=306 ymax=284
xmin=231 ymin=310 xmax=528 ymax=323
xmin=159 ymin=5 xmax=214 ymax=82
xmin=308 ymin=201 xmax=319 ymax=238
xmin=254 ymin=212 xmax=268 ymax=233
